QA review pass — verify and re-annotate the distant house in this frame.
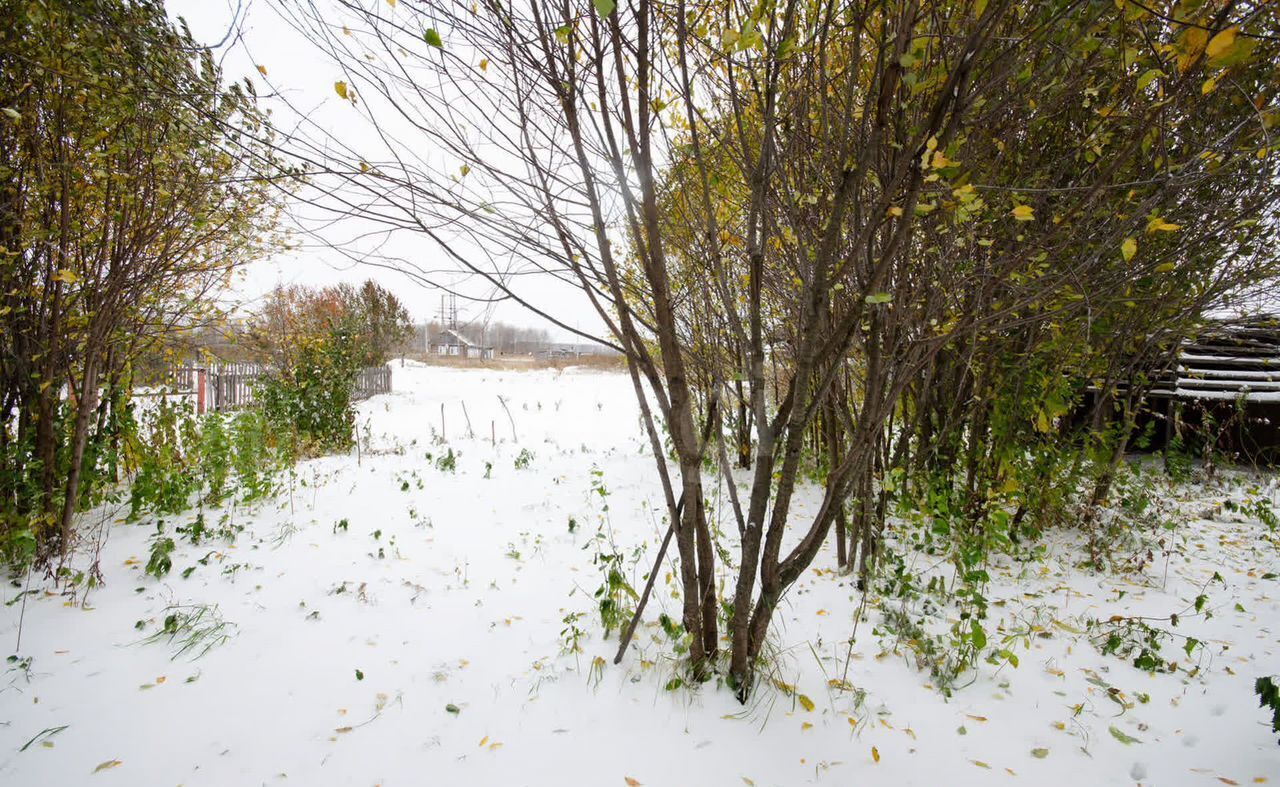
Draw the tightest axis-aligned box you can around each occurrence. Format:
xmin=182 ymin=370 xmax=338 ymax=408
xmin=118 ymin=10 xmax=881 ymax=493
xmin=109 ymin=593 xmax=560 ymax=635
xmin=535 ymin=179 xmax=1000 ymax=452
xmin=435 ymin=327 xmax=494 ymax=360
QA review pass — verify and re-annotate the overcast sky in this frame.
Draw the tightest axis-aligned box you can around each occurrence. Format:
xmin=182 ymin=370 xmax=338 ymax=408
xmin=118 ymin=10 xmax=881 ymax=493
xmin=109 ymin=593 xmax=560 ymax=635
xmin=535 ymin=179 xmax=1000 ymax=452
xmin=164 ymin=0 xmax=606 ymax=341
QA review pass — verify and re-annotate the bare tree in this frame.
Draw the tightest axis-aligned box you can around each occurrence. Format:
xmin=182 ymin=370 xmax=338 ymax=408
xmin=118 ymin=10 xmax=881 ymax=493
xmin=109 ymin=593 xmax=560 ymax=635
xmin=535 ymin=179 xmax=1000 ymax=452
xmin=264 ymin=0 xmax=1278 ymax=696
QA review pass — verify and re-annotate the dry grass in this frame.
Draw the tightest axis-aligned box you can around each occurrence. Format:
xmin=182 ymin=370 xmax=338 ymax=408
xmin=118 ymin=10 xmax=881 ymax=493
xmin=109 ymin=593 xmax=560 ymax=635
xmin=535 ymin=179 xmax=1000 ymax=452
xmin=400 ymin=353 xmax=626 ymax=372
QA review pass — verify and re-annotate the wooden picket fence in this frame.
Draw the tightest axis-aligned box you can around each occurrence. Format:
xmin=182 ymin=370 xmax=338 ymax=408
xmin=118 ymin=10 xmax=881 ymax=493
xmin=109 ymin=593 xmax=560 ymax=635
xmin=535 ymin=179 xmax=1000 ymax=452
xmin=352 ymin=365 xmax=392 ymax=400
xmin=172 ymin=363 xmax=392 ymax=413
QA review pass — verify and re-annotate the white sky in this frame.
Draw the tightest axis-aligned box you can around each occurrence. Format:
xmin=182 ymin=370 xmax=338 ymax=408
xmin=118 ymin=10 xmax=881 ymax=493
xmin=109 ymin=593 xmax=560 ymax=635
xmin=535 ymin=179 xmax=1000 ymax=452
xmin=164 ymin=0 xmax=605 ymax=341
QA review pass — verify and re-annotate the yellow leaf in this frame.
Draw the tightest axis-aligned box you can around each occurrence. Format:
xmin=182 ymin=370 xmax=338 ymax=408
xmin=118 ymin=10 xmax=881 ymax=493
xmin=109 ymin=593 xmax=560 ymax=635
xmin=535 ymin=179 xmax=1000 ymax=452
xmin=1011 ymin=204 xmax=1034 ymax=221
xmin=335 ymin=81 xmax=349 ymax=100
xmin=886 ymin=206 xmax=903 ymax=217
xmin=1121 ymin=237 xmax=1137 ymax=261
xmin=489 ymin=742 xmax=502 ymax=751
xmin=801 ymin=722 xmax=813 ymax=730
xmin=1202 ymin=77 xmax=1217 ymax=95
xmin=871 ymin=746 xmax=880 ymax=763
xmin=256 ymin=65 xmax=268 ymax=77
xmin=1146 ymin=216 xmax=1181 ymax=233
xmin=1155 ymin=262 xmax=1176 ymax=273
xmin=387 ymin=0 xmax=397 ymax=6
xmin=1206 ymin=27 xmax=1237 ymax=60
xmin=460 ymin=164 xmax=471 ymax=177
xmin=972 ymin=760 xmax=991 ymax=769
xmin=478 ymin=736 xmax=488 ymax=747
xmin=93 ymin=760 xmax=123 ymax=773
xmin=52 ymin=269 xmax=78 ymax=284
xmin=625 ymin=778 xmax=641 ymax=786
xmin=479 ymin=58 xmax=489 ymax=72
xmin=798 ymin=695 xmax=815 ymax=712
xmin=1178 ymin=27 xmax=1208 ymax=73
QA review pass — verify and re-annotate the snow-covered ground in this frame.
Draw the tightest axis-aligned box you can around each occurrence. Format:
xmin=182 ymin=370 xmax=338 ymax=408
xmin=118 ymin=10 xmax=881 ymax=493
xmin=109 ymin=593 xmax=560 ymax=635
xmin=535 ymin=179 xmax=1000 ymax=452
xmin=2 ymin=362 xmax=1278 ymax=786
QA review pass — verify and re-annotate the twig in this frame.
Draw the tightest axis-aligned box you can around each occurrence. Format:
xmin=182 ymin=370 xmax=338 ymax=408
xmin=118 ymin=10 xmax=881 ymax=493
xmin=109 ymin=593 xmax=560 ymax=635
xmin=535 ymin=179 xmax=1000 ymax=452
xmin=613 ymin=493 xmax=685 ymax=665
xmin=15 ymin=560 xmax=33 ymax=653
xmin=460 ymin=400 xmax=475 ymax=438
xmin=839 ymin=582 xmax=871 ymax=689
xmin=497 ymin=395 xmax=517 ymax=441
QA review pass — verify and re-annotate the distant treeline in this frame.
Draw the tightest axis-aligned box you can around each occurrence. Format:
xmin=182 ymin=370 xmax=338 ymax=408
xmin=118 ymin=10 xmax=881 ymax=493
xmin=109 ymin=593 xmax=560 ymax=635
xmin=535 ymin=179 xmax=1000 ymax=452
xmin=404 ymin=321 xmax=614 ymax=356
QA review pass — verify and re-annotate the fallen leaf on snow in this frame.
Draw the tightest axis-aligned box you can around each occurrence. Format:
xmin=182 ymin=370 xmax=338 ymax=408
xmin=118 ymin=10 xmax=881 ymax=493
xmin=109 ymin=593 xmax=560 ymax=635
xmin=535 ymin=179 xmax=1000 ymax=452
xmin=624 ymin=778 xmax=641 ymax=786
xmin=871 ymin=746 xmax=880 ymax=763
xmin=1109 ymin=725 xmax=1141 ymax=745
xmin=93 ymin=760 xmax=123 ymax=773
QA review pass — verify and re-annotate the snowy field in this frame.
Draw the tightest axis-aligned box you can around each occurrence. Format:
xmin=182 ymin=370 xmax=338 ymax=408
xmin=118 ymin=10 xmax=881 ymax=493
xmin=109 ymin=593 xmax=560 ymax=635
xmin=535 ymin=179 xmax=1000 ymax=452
xmin=2 ymin=362 xmax=1278 ymax=786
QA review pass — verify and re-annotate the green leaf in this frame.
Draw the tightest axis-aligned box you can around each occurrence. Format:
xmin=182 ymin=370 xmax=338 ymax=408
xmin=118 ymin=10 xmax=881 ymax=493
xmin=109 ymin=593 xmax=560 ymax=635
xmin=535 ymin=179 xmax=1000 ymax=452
xmin=1183 ymin=637 xmax=1199 ymax=657
xmin=864 ymin=292 xmax=893 ymax=305
xmin=970 ymin=620 xmax=987 ymax=650
xmin=592 ymin=0 xmax=616 ymax=16
xmin=1135 ymin=69 xmax=1162 ymax=91
xmin=424 ymin=28 xmax=443 ymax=48
xmin=1108 ymin=725 xmax=1141 ymax=745
xmin=1031 ymin=747 xmax=1049 ymax=759
xmin=355 ymin=669 xmax=364 ymax=681
xmin=445 ymin=703 xmax=460 ymax=714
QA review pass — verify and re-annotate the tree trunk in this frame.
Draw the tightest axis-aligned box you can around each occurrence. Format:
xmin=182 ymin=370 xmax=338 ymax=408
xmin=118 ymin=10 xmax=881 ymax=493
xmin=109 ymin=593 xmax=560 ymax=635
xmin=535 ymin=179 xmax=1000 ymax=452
xmin=58 ymin=354 xmax=100 ymax=563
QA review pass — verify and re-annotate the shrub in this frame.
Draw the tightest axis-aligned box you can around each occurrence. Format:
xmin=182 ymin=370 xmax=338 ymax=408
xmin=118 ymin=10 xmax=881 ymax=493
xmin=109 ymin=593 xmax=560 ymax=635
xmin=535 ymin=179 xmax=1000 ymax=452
xmin=257 ymin=330 xmax=360 ymax=454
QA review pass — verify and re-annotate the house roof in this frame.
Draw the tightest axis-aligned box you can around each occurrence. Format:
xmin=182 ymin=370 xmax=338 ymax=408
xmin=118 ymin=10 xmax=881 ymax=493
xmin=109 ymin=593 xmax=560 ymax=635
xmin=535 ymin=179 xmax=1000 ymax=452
xmin=438 ymin=328 xmax=492 ymax=349
xmin=1149 ymin=316 xmax=1280 ymax=403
